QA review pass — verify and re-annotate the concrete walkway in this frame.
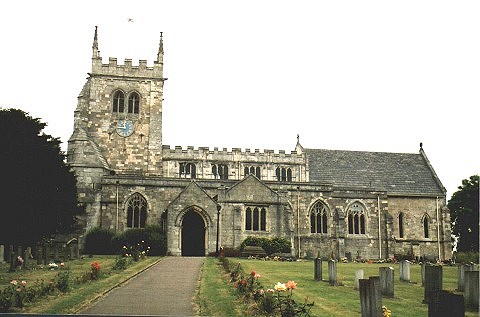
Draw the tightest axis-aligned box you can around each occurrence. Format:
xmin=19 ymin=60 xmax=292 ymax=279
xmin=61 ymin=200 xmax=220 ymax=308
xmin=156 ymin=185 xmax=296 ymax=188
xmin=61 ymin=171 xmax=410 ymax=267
xmin=81 ymin=257 xmax=205 ymax=316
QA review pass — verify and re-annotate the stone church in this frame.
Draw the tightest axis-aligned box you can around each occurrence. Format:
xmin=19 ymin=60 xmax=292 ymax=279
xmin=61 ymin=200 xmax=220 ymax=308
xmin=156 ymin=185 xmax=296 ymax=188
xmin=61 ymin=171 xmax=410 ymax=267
xmin=67 ymin=27 xmax=452 ymax=260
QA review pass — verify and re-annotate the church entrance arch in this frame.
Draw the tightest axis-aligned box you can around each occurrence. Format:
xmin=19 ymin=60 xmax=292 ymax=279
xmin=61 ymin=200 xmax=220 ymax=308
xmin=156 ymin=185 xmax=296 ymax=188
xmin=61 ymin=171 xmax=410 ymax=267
xmin=181 ymin=208 xmax=206 ymax=256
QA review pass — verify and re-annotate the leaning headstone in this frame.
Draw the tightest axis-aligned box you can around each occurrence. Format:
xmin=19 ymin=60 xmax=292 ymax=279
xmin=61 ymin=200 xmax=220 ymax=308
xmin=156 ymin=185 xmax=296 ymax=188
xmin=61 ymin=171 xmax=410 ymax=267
xmin=355 ymin=269 xmax=364 ymax=290
xmin=359 ymin=276 xmax=382 ymax=317
xmin=457 ymin=263 xmax=477 ymax=292
xmin=428 ymin=290 xmax=465 ymax=317
xmin=399 ymin=260 xmax=411 ymax=282
xmin=0 ymin=245 xmax=4 ymax=263
xmin=314 ymin=257 xmax=323 ymax=281
xmin=464 ymin=270 xmax=479 ymax=310
xmin=328 ymin=259 xmax=337 ymax=286
xmin=379 ymin=267 xmax=394 ymax=297
xmin=424 ymin=265 xmax=442 ymax=304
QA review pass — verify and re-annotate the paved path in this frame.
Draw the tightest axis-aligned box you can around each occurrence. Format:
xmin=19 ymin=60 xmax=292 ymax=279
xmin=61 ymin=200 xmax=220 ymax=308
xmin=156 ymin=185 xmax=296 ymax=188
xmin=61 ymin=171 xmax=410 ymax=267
xmin=81 ymin=257 xmax=205 ymax=316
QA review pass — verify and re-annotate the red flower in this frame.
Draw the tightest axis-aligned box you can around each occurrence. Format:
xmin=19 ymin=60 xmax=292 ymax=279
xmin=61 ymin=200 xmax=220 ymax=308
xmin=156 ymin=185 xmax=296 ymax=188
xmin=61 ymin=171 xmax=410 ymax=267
xmin=250 ymin=271 xmax=256 ymax=276
xmin=240 ymin=279 xmax=247 ymax=286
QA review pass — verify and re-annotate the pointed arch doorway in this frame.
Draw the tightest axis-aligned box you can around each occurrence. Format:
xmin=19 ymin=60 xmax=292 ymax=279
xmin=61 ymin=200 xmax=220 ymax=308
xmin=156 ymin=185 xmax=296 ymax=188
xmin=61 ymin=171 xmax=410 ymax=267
xmin=181 ymin=208 xmax=206 ymax=256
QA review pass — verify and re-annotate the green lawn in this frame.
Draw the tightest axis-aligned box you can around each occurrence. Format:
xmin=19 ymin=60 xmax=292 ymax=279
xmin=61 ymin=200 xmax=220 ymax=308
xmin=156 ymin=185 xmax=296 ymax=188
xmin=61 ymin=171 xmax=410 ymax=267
xmin=232 ymin=259 xmax=477 ymax=317
xmin=0 ymin=255 xmax=160 ymax=314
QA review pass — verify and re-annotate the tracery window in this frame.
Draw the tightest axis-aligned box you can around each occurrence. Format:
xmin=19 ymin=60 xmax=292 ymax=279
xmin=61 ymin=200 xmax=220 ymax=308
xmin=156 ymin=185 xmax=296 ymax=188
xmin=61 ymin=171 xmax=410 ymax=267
xmin=347 ymin=203 xmax=366 ymax=235
xmin=179 ymin=163 xmax=196 ymax=178
xmin=244 ymin=166 xmax=261 ymax=179
xmin=113 ymin=90 xmax=140 ymax=114
xmin=310 ymin=201 xmax=328 ymax=234
xmin=126 ymin=193 xmax=147 ymax=228
xmin=212 ymin=164 xmax=228 ymax=180
xmin=245 ymin=207 xmax=267 ymax=231
xmin=275 ymin=167 xmax=292 ymax=182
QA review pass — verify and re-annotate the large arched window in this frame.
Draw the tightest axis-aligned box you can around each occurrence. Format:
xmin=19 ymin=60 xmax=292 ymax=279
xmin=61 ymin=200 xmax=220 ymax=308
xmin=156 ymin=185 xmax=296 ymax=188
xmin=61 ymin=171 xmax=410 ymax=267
xmin=398 ymin=212 xmax=405 ymax=238
xmin=347 ymin=203 xmax=366 ymax=235
xmin=126 ymin=193 xmax=148 ymax=228
xmin=127 ymin=92 xmax=140 ymax=114
xmin=310 ymin=201 xmax=328 ymax=234
xmin=423 ymin=215 xmax=430 ymax=238
xmin=112 ymin=90 xmax=125 ymax=113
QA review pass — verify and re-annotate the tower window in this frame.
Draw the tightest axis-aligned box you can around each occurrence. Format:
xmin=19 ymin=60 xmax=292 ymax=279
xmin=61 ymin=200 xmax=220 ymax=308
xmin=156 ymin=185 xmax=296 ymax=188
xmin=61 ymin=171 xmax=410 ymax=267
xmin=180 ymin=163 xmax=196 ymax=178
xmin=128 ymin=92 xmax=140 ymax=114
xmin=244 ymin=165 xmax=261 ymax=179
xmin=113 ymin=90 xmax=141 ymax=114
xmin=113 ymin=90 xmax=125 ymax=113
xmin=276 ymin=167 xmax=292 ymax=182
xmin=212 ymin=164 xmax=228 ymax=180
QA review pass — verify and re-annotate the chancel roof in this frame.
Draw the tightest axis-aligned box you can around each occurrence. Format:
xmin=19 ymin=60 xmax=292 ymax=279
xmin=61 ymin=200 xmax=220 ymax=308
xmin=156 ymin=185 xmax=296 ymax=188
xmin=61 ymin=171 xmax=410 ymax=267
xmin=306 ymin=148 xmax=445 ymax=196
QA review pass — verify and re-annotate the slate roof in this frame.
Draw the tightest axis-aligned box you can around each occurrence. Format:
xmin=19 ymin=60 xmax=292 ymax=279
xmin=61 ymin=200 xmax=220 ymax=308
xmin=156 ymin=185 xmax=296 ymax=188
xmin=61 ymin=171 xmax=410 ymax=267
xmin=306 ymin=148 xmax=445 ymax=196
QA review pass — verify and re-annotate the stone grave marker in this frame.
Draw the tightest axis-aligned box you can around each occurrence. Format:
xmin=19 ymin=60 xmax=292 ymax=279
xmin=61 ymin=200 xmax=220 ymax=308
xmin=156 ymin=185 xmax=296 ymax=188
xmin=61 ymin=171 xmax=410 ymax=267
xmin=0 ymin=245 xmax=4 ymax=263
xmin=355 ymin=269 xmax=364 ymax=290
xmin=359 ymin=276 xmax=382 ymax=317
xmin=328 ymin=259 xmax=337 ymax=286
xmin=464 ymin=270 xmax=479 ymax=310
xmin=424 ymin=265 xmax=442 ymax=304
xmin=379 ymin=267 xmax=394 ymax=297
xmin=314 ymin=257 xmax=322 ymax=281
xmin=457 ymin=263 xmax=478 ymax=292
xmin=399 ymin=260 xmax=410 ymax=282
xmin=427 ymin=290 xmax=464 ymax=317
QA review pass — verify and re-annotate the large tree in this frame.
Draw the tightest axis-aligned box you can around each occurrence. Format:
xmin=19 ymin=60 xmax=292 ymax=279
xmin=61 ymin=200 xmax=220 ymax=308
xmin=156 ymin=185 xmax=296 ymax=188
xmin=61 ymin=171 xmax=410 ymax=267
xmin=448 ymin=175 xmax=479 ymax=252
xmin=0 ymin=108 xmax=82 ymax=245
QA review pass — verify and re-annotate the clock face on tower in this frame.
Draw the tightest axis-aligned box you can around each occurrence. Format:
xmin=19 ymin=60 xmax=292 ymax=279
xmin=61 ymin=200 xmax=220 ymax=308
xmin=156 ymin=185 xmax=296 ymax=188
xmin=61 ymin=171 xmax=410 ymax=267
xmin=116 ymin=119 xmax=134 ymax=137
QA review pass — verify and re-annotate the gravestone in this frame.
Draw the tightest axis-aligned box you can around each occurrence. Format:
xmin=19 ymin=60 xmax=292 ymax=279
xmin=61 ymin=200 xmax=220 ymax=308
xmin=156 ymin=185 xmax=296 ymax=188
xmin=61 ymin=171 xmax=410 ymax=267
xmin=355 ymin=269 xmax=364 ymax=290
xmin=428 ymin=290 xmax=464 ymax=317
xmin=359 ymin=276 xmax=382 ymax=317
xmin=9 ymin=245 xmax=15 ymax=272
xmin=314 ymin=257 xmax=322 ymax=281
xmin=421 ymin=262 xmax=427 ymax=286
xmin=36 ymin=246 xmax=43 ymax=265
xmin=328 ymin=259 xmax=337 ymax=286
xmin=379 ymin=267 xmax=394 ymax=297
xmin=399 ymin=260 xmax=410 ymax=282
xmin=0 ymin=245 xmax=4 ymax=263
xmin=457 ymin=263 xmax=478 ymax=292
xmin=424 ymin=265 xmax=442 ymax=304
xmin=464 ymin=270 xmax=479 ymax=309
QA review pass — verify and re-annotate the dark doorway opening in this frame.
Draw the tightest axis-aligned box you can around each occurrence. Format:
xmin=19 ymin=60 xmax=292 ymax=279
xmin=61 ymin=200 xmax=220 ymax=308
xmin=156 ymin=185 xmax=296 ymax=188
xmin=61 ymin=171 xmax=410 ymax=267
xmin=181 ymin=209 xmax=206 ymax=256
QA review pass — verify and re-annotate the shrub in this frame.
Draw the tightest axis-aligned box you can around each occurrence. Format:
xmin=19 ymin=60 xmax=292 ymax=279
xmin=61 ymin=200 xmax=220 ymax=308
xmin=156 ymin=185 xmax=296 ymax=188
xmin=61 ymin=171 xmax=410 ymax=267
xmin=55 ymin=271 xmax=70 ymax=292
xmin=113 ymin=225 xmax=166 ymax=256
xmin=240 ymin=236 xmax=291 ymax=255
xmin=84 ymin=227 xmax=115 ymax=255
xmin=455 ymin=251 xmax=479 ymax=264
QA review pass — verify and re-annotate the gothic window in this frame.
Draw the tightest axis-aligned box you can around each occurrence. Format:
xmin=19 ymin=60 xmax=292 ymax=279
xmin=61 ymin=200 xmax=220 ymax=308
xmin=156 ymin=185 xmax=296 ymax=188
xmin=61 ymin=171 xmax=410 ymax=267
xmin=128 ymin=92 xmax=140 ymax=114
xmin=113 ymin=90 xmax=125 ymax=113
xmin=423 ymin=215 xmax=429 ymax=238
xmin=212 ymin=164 xmax=228 ymax=180
xmin=347 ymin=203 xmax=366 ymax=235
xmin=179 ymin=162 xmax=196 ymax=178
xmin=245 ymin=207 xmax=267 ymax=231
xmin=276 ymin=167 xmax=292 ymax=182
xmin=126 ymin=193 xmax=147 ymax=228
xmin=244 ymin=165 xmax=261 ymax=179
xmin=399 ymin=212 xmax=404 ymax=238
xmin=310 ymin=201 xmax=328 ymax=234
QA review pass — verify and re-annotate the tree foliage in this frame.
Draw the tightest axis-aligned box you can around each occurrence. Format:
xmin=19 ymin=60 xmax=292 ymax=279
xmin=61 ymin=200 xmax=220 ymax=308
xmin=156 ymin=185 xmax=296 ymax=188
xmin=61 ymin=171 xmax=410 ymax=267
xmin=0 ymin=108 xmax=82 ymax=245
xmin=447 ymin=175 xmax=479 ymax=252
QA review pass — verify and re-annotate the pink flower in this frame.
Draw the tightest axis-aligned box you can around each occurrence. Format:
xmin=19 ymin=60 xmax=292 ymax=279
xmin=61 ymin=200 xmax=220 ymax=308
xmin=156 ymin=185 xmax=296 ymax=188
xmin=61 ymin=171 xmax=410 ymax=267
xmin=10 ymin=280 xmax=18 ymax=286
xmin=286 ymin=280 xmax=297 ymax=290
xmin=267 ymin=288 xmax=275 ymax=293
xmin=259 ymin=289 xmax=265 ymax=295
xmin=21 ymin=280 xmax=27 ymax=286
xmin=254 ymin=273 xmax=261 ymax=279
xmin=240 ymin=279 xmax=247 ymax=286
xmin=60 ymin=262 xmax=65 ymax=267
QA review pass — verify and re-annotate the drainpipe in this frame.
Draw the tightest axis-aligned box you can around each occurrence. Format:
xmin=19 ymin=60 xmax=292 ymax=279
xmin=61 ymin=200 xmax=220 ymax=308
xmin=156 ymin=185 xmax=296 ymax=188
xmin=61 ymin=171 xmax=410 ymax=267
xmin=436 ymin=196 xmax=441 ymax=261
xmin=297 ymin=186 xmax=300 ymax=258
xmin=115 ymin=181 xmax=119 ymax=232
xmin=377 ymin=195 xmax=382 ymax=259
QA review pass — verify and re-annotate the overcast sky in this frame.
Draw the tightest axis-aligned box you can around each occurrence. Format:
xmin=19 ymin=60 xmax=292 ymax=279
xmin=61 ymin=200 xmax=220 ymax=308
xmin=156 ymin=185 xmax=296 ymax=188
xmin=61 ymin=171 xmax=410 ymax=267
xmin=1 ymin=1 xmax=478 ymax=199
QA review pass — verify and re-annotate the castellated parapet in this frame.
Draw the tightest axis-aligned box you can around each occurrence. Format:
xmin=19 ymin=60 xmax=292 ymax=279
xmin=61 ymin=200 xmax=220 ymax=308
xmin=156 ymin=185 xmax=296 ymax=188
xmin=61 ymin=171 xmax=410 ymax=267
xmin=91 ymin=57 xmax=164 ymax=79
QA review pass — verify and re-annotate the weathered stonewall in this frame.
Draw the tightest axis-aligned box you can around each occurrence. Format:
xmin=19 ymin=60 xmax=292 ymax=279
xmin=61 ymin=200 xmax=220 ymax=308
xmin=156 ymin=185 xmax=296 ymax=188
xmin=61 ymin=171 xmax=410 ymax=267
xmin=359 ymin=276 xmax=382 ymax=317
xmin=424 ymin=265 xmax=442 ymax=304
xmin=355 ymin=269 xmax=364 ymax=290
xmin=379 ymin=267 xmax=394 ymax=297
xmin=314 ymin=257 xmax=322 ymax=281
xmin=464 ymin=270 xmax=479 ymax=309
xmin=428 ymin=290 xmax=464 ymax=317
xmin=399 ymin=260 xmax=410 ymax=282
xmin=328 ymin=259 xmax=337 ymax=286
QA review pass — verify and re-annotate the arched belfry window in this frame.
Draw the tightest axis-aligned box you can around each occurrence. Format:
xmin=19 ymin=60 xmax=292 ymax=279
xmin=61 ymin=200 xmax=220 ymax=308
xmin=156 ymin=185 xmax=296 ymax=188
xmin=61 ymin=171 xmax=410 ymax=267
xmin=310 ymin=201 xmax=328 ymax=234
xmin=244 ymin=166 xmax=261 ymax=179
xmin=423 ymin=215 xmax=430 ymax=238
xmin=128 ymin=92 xmax=140 ymax=114
xmin=399 ymin=212 xmax=405 ymax=238
xmin=347 ymin=203 xmax=366 ymax=235
xmin=113 ymin=90 xmax=125 ymax=113
xmin=126 ymin=193 xmax=148 ymax=228
xmin=276 ymin=167 xmax=293 ymax=182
